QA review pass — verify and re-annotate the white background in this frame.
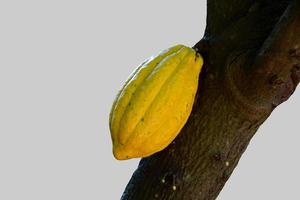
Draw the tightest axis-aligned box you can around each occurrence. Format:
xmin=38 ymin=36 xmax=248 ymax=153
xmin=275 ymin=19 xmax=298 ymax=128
xmin=0 ymin=0 xmax=299 ymax=199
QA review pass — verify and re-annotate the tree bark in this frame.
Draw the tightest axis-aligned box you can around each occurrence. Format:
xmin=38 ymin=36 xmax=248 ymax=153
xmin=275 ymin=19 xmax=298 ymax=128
xmin=121 ymin=0 xmax=300 ymax=199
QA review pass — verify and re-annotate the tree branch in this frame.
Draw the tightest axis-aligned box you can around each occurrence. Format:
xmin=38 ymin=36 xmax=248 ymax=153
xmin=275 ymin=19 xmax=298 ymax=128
xmin=120 ymin=0 xmax=299 ymax=199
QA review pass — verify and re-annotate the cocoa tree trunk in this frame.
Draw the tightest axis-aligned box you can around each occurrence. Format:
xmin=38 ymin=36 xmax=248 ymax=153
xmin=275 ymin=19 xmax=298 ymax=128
xmin=121 ymin=0 xmax=300 ymax=199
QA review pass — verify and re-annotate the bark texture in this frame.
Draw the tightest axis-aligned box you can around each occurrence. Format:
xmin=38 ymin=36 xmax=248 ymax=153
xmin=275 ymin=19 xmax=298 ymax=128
xmin=121 ymin=0 xmax=300 ymax=199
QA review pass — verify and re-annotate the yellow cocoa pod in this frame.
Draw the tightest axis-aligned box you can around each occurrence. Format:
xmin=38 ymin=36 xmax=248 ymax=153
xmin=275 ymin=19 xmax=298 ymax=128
xmin=109 ymin=44 xmax=203 ymax=160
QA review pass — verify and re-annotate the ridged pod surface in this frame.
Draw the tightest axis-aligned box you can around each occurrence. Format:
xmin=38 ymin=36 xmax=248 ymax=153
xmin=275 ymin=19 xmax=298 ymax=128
xmin=109 ymin=45 xmax=203 ymax=160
